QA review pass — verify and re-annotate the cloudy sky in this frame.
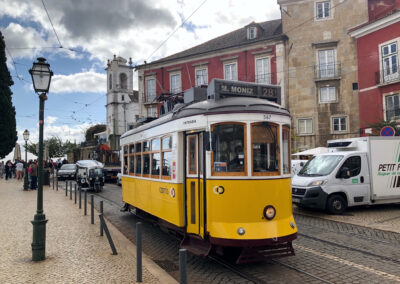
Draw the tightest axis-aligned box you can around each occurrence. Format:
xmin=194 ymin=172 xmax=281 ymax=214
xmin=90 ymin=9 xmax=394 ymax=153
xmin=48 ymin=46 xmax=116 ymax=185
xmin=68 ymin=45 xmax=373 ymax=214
xmin=0 ymin=0 xmax=280 ymax=160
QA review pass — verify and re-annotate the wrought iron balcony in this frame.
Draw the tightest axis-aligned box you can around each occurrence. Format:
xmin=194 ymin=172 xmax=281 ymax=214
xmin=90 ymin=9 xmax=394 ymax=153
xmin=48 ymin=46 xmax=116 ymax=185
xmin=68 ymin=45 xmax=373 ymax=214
xmin=314 ymin=62 xmax=341 ymax=81
xmin=375 ymin=69 xmax=400 ymax=85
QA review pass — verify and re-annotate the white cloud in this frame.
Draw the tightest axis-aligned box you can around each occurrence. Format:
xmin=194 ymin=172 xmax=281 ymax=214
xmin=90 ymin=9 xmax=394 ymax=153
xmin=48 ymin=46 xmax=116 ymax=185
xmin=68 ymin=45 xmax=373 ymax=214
xmin=50 ymin=71 xmax=106 ymax=94
xmin=45 ymin=116 xmax=58 ymax=124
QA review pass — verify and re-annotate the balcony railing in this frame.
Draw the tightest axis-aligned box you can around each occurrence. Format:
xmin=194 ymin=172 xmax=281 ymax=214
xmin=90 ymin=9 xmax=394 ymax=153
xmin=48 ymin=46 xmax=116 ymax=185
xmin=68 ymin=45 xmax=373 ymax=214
xmin=314 ymin=62 xmax=341 ymax=80
xmin=375 ymin=69 xmax=400 ymax=85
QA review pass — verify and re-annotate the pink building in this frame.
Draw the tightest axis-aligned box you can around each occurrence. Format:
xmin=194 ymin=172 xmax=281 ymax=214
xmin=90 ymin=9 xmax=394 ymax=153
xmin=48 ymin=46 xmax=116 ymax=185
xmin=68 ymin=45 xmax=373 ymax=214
xmin=350 ymin=0 xmax=400 ymax=134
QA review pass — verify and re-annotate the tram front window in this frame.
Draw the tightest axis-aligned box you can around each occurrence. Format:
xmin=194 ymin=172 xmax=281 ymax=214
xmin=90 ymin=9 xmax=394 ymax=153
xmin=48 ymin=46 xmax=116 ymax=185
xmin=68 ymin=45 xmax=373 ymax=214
xmin=213 ymin=123 xmax=245 ymax=173
xmin=251 ymin=123 xmax=279 ymax=174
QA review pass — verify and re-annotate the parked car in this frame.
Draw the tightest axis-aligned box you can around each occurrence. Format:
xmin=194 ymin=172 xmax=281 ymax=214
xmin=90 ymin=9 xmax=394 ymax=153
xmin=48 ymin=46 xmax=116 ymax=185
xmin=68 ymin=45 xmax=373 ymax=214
xmin=117 ymin=173 xmax=122 ymax=186
xmin=76 ymin=160 xmax=104 ymax=192
xmin=57 ymin=164 xmax=77 ymax=180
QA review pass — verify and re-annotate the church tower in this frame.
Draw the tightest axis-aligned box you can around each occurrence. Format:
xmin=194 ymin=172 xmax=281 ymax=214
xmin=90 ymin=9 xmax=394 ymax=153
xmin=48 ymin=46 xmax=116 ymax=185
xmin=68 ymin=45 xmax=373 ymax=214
xmin=105 ymin=55 xmax=139 ymax=150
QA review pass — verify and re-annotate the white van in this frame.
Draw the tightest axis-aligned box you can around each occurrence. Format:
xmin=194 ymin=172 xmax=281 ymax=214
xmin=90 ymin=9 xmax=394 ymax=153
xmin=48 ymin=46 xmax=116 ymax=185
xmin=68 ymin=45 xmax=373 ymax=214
xmin=292 ymin=137 xmax=400 ymax=214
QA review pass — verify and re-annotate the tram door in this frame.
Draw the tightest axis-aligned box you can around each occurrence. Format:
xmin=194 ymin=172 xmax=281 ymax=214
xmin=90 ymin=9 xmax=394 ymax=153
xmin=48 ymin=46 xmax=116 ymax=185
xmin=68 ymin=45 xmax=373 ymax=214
xmin=185 ymin=133 xmax=205 ymax=238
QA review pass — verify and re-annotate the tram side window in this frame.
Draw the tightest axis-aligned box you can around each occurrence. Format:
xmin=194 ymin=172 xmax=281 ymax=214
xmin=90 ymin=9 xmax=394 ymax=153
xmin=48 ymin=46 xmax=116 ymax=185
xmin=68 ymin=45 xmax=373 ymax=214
xmin=143 ymin=140 xmax=150 ymax=176
xmin=123 ymin=146 xmax=129 ymax=174
xmin=162 ymin=136 xmax=172 ymax=179
xmin=251 ymin=122 xmax=279 ymax=175
xmin=151 ymin=138 xmax=161 ymax=178
xmin=212 ymin=123 xmax=245 ymax=174
xmin=135 ymin=142 xmax=142 ymax=175
xmin=282 ymin=126 xmax=290 ymax=174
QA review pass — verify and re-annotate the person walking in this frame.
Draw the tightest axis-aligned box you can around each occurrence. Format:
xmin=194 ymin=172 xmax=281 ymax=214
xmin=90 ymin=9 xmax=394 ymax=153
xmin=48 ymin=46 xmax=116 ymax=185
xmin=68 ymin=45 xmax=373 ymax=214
xmin=30 ymin=161 xmax=38 ymax=190
xmin=16 ymin=160 xmax=24 ymax=180
xmin=0 ymin=161 xmax=4 ymax=179
xmin=5 ymin=160 xmax=11 ymax=180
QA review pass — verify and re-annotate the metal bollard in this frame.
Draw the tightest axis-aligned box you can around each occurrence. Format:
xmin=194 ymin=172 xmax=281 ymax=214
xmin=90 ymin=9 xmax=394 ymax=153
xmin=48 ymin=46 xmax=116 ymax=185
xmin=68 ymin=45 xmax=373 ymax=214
xmin=99 ymin=214 xmax=117 ymax=255
xmin=137 ymin=222 xmax=142 ymax=283
xmin=179 ymin=249 xmax=187 ymax=284
xmin=100 ymin=201 xmax=103 ymax=236
xmin=84 ymin=190 xmax=87 ymax=215
xmin=56 ymin=175 xmax=58 ymax=191
xmin=79 ymin=187 xmax=82 ymax=209
xmin=74 ymin=184 xmax=77 ymax=204
xmin=65 ymin=180 xmax=68 ymax=196
xmin=70 ymin=182 xmax=72 ymax=200
xmin=52 ymin=172 xmax=54 ymax=190
xmin=91 ymin=194 xmax=94 ymax=224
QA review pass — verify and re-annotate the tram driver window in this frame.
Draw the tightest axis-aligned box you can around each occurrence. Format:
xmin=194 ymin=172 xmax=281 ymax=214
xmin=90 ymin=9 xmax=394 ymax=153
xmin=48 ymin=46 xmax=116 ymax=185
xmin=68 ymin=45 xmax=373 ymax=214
xmin=212 ymin=123 xmax=245 ymax=174
xmin=251 ymin=122 xmax=279 ymax=175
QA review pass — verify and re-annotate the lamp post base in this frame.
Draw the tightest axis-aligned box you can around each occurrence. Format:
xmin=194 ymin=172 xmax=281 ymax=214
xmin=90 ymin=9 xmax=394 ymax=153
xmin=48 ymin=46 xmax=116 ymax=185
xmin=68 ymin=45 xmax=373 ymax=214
xmin=31 ymin=213 xmax=48 ymax=261
xmin=23 ymin=168 xmax=29 ymax=190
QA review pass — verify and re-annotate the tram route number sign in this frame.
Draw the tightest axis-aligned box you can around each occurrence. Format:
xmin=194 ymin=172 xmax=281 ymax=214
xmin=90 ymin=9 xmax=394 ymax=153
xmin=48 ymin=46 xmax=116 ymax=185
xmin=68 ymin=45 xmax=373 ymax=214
xmin=380 ymin=126 xmax=395 ymax=136
xmin=208 ymin=79 xmax=281 ymax=104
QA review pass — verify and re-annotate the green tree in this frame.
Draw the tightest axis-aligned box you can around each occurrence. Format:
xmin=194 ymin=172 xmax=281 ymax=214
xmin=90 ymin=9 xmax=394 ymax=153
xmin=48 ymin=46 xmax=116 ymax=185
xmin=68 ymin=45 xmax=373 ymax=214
xmin=0 ymin=31 xmax=17 ymax=158
xmin=85 ymin=124 xmax=106 ymax=142
xmin=26 ymin=136 xmax=77 ymax=158
xmin=367 ymin=119 xmax=400 ymax=136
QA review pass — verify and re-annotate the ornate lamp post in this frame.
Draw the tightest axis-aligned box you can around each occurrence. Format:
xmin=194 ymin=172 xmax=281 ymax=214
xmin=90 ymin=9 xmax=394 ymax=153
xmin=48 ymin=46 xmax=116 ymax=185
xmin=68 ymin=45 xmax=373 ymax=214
xmin=29 ymin=57 xmax=53 ymax=261
xmin=23 ymin=129 xmax=30 ymax=190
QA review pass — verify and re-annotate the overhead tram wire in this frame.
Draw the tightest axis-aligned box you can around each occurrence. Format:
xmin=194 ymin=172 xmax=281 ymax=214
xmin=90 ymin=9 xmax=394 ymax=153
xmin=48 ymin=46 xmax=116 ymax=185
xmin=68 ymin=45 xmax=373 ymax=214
xmin=145 ymin=0 xmax=208 ymax=62
xmin=41 ymin=0 xmax=63 ymax=48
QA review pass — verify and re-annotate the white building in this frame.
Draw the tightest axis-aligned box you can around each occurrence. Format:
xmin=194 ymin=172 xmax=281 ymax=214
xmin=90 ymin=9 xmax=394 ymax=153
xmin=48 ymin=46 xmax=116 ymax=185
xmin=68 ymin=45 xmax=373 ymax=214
xmin=105 ymin=55 xmax=145 ymax=150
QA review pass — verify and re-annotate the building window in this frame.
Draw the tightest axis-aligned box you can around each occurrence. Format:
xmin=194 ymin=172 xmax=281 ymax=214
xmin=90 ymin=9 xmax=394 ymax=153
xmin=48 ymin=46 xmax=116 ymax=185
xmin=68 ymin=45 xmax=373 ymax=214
xmin=298 ymin=118 xmax=313 ymax=135
xmin=147 ymin=106 xmax=157 ymax=118
xmin=247 ymin=27 xmax=257 ymax=39
xmin=316 ymin=1 xmax=331 ymax=19
xmin=255 ymin=57 xmax=271 ymax=84
xmin=320 ymin=86 xmax=336 ymax=103
xmin=318 ymin=49 xmax=335 ymax=78
xmin=119 ymin=73 xmax=127 ymax=89
xmin=170 ymin=73 xmax=181 ymax=94
xmin=224 ymin=62 xmax=237 ymax=81
xmin=121 ymin=95 xmax=125 ymax=101
xmin=145 ymin=78 xmax=156 ymax=102
xmin=332 ymin=116 xmax=347 ymax=132
xmin=381 ymin=42 xmax=398 ymax=82
xmin=385 ymin=94 xmax=400 ymax=121
xmin=109 ymin=74 xmax=112 ymax=90
xmin=195 ymin=68 xmax=208 ymax=86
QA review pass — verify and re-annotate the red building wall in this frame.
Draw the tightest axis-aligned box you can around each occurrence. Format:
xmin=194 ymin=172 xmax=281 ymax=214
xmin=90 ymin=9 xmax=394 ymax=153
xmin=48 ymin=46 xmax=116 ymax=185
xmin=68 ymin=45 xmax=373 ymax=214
xmin=143 ymin=45 xmax=278 ymax=114
xmin=368 ymin=0 xmax=400 ymax=21
xmin=356 ymin=21 xmax=400 ymax=129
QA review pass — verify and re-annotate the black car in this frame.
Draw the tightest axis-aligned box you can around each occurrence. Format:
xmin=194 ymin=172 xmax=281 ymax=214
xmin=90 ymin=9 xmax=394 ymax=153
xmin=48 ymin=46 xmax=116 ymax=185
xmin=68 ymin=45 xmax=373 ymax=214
xmin=57 ymin=164 xmax=77 ymax=180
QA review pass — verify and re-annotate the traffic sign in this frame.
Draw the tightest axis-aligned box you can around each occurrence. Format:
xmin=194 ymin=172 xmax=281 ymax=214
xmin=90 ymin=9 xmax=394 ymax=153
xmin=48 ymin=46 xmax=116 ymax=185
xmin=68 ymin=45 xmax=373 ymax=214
xmin=380 ymin=126 xmax=395 ymax=136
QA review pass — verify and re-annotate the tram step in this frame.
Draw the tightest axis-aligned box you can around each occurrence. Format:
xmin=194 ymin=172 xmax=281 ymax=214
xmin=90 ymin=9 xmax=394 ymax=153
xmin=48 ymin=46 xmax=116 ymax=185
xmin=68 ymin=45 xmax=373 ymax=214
xmin=180 ymin=235 xmax=212 ymax=256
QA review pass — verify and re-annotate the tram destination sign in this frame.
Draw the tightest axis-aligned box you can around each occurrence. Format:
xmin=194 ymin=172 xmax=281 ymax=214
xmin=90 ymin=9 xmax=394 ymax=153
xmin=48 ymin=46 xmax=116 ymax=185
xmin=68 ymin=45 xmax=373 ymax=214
xmin=207 ymin=78 xmax=281 ymax=104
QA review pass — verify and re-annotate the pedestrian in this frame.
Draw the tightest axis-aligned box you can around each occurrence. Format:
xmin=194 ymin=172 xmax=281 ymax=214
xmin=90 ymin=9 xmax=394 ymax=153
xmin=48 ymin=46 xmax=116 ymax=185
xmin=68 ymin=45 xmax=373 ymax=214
xmin=11 ymin=161 xmax=16 ymax=178
xmin=28 ymin=160 xmax=32 ymax=185
xmin=5 ymin=160 xmax=11 ymax=180
xmin=30 ymin=160 xmax=38 ymax=190
xmin=16 ymin=160 xmax=24 ymax=180
xmin=0 ymin=161 xmax=4 ymax=179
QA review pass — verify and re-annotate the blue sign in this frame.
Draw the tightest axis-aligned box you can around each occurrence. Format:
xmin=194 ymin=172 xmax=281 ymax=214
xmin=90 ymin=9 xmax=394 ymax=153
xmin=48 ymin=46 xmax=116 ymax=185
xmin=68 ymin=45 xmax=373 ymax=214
xmin=380 ymin=126 xmax=395 ymax=136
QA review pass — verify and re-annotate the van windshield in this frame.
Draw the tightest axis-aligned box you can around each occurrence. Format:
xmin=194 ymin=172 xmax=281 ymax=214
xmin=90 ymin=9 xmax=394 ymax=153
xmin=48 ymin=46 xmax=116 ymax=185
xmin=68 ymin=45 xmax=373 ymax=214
xmin=298 ymin=155 xmax=343 ymax=177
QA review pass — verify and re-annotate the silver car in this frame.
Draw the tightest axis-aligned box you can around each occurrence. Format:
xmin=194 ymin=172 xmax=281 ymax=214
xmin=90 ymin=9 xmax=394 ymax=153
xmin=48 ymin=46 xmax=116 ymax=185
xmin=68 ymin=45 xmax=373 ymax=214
xmin=57 ymin=164 xmax=77 ymax=180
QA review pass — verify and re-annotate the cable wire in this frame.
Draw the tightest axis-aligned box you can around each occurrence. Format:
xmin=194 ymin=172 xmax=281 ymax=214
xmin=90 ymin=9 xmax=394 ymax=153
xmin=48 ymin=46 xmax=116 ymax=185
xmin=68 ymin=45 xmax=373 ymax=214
xmin=41 ymin=0 xmax=62 ymax=48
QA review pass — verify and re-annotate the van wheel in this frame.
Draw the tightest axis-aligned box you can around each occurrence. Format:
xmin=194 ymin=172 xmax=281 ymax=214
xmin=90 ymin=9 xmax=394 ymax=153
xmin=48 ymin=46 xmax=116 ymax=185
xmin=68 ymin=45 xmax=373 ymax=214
xmin=327 ymin=194 xmax=347 ymax=214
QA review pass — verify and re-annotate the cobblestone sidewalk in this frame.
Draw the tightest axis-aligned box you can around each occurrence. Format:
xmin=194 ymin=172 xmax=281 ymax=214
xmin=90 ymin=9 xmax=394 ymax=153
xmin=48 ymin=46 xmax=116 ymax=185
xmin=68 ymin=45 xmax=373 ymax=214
xmin=0 ymin=179 xmax=177 ymax=284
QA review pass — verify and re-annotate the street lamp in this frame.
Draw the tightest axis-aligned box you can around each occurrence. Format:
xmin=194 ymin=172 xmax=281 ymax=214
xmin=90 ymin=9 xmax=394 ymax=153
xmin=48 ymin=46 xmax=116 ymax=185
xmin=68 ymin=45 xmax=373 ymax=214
xmin=23 ymin=129 xmax=29 ymax=191
xmin=29 ymin=57 xmax=53 ymax=261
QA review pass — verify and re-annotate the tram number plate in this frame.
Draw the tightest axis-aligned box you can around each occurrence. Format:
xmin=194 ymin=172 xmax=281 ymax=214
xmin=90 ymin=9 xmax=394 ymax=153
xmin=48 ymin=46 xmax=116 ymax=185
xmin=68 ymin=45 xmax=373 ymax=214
xmin=292 ymin=197 xmax=301 ymax=203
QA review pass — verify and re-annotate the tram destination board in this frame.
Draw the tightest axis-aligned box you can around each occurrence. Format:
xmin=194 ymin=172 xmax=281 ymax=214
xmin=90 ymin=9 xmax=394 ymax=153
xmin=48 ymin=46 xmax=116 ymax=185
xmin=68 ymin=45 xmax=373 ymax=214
xmin=207 ymin=78 xmax=281 ymax=104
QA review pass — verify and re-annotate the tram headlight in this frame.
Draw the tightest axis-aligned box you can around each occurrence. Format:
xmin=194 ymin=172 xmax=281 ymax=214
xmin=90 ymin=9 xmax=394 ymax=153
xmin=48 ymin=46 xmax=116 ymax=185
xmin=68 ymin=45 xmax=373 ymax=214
xmin=263 ymin=205 xmax=276 ymax=220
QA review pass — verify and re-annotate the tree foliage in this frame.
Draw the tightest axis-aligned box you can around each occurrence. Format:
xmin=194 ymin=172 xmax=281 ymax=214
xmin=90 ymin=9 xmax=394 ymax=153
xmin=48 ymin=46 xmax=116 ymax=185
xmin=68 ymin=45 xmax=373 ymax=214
xmin=367 ymin=119 xmax=400 ymax=136
xmin=26 ymin=137 xmax=77 ymax=159
xmin=85 ymin=124 xmax=106 ymax=142
xmin=0 ymin=31 xmax=17 ymax=158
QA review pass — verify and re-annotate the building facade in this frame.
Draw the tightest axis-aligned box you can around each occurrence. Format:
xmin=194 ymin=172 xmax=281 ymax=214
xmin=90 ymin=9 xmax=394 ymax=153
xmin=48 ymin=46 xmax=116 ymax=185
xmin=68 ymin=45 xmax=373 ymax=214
xmin=278 ymin=0 xmax=369 ymax=151
xmin=349 ymin=0 xmax=400 ymax=134
xmin=106 ymin=55 xmax=144 ymax=149
xmin=136 ymin=20 xmax=288 ymax=116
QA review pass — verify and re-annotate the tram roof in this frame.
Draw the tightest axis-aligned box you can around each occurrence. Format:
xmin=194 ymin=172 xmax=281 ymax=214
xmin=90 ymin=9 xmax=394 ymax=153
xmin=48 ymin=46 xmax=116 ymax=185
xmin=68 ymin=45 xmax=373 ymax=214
xmin=121 ymin=96 xmax=289 ymax=139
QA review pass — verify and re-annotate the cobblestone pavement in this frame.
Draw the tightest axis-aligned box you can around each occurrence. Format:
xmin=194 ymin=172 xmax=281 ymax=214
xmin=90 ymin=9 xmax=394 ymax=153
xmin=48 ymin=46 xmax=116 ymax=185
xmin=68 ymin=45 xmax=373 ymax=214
xmin=89 ymin=183 xmax=400 ymax=283
xmin=0 ymin=178 xmax=176 ymax=284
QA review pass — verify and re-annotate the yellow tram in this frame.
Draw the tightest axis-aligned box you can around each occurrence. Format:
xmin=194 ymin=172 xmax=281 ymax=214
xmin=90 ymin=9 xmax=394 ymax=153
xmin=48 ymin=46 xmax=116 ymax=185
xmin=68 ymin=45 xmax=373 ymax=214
xmin=120 ymin=79 xmax=297 ymax=263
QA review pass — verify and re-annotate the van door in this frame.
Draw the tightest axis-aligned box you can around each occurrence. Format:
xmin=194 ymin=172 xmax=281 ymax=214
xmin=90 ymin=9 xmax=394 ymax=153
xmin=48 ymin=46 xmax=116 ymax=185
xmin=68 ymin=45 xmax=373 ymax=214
xmin=185 ymin=133 xmax=205 ymax=238
xmin=333 ymin=153 xmax=370 ymax=206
